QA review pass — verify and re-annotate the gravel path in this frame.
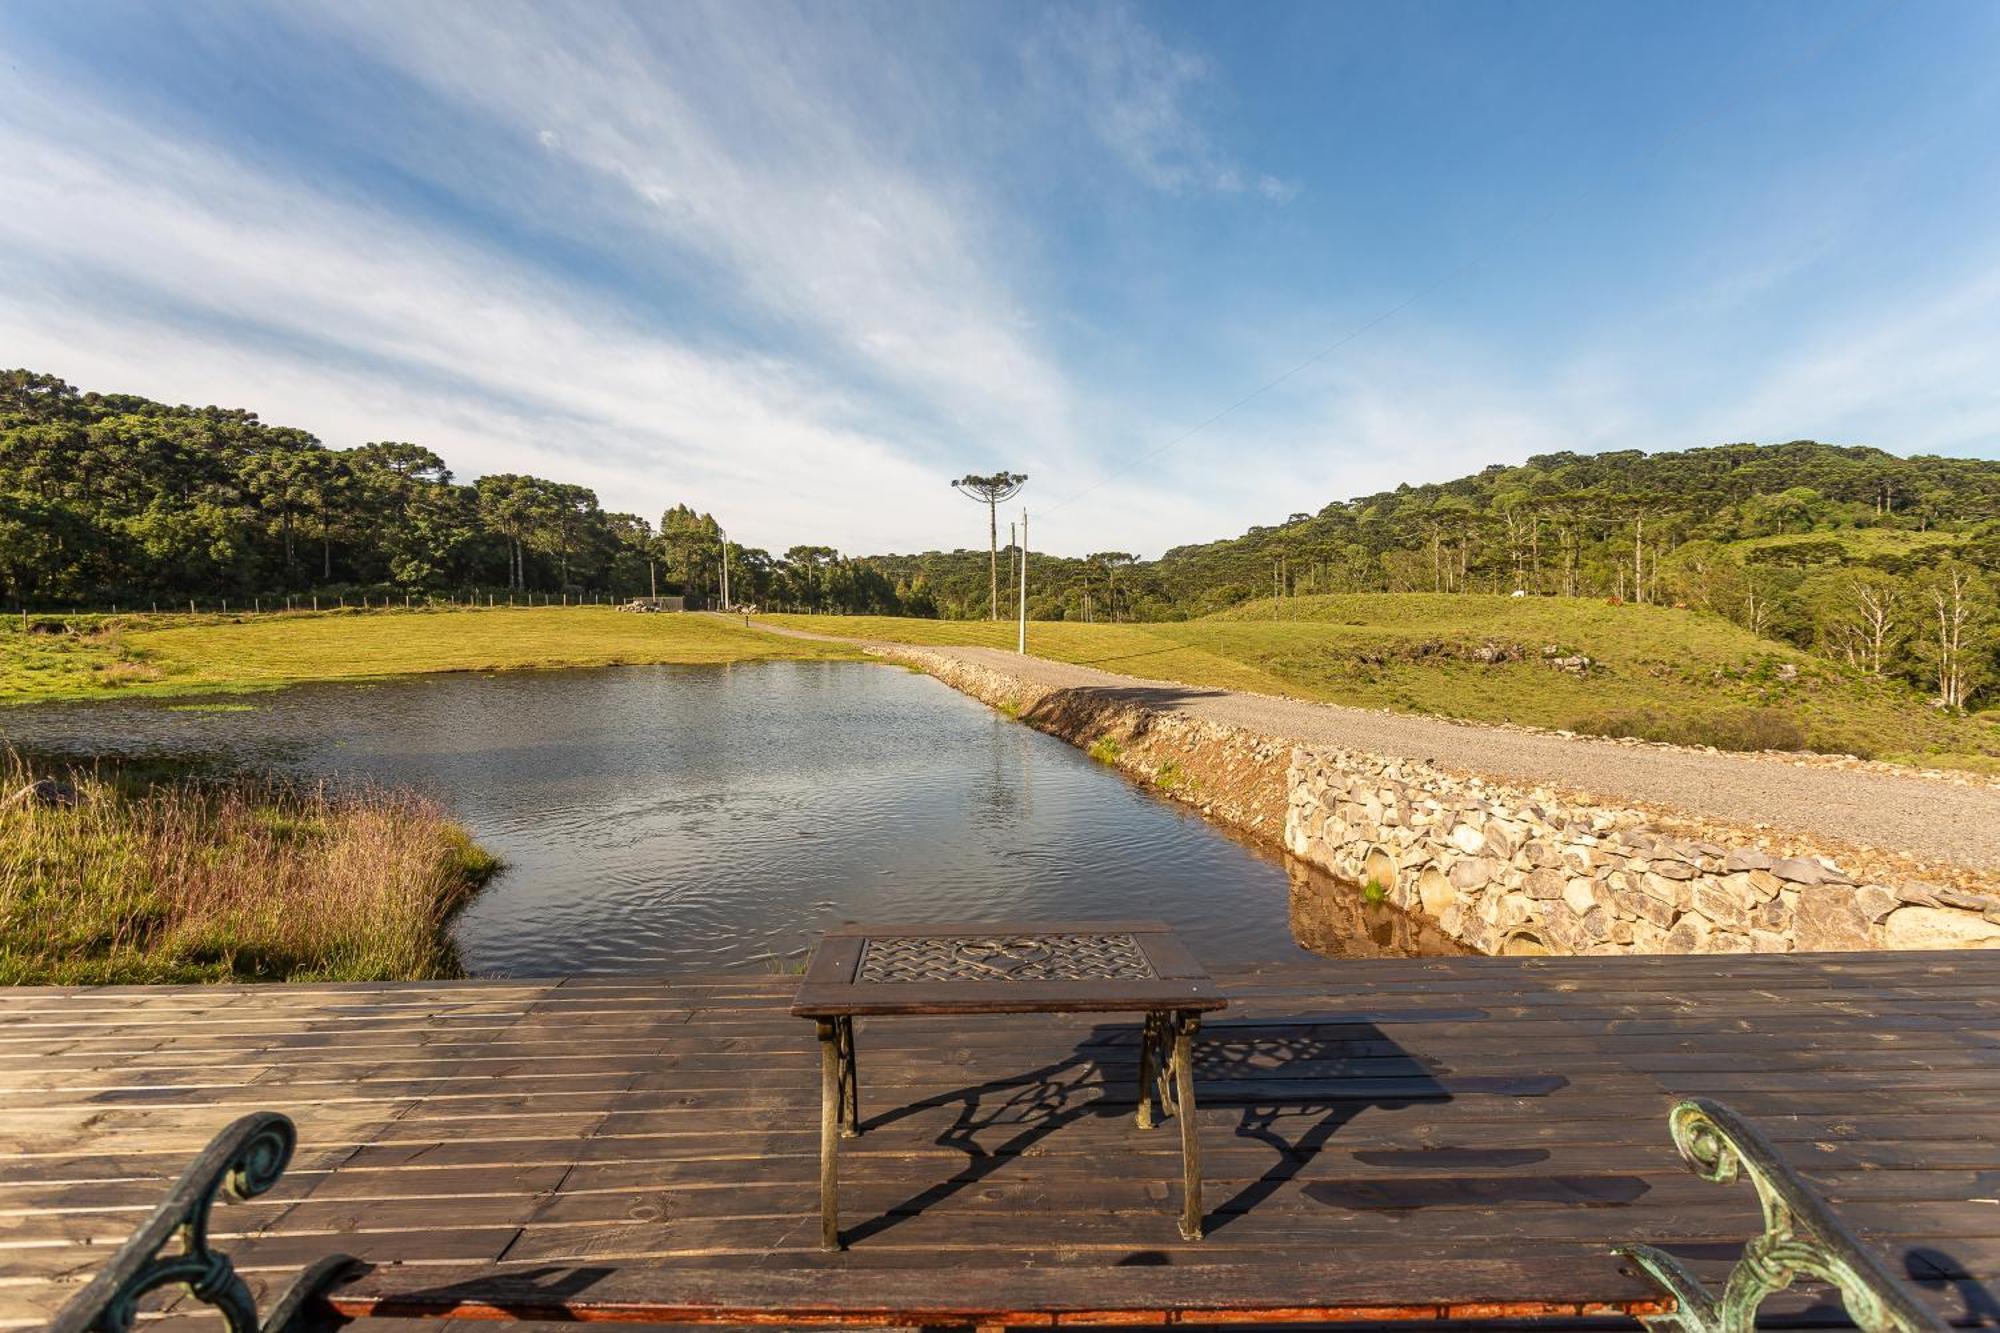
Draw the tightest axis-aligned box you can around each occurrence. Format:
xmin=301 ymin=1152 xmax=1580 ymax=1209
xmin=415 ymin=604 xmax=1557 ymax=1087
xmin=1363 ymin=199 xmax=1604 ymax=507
xmin=748 ymin=620 xmax=2000 ymax=872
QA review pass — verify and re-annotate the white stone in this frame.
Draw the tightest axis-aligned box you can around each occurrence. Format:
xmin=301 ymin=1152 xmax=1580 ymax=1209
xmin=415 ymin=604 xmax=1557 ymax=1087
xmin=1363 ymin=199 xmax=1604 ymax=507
xmin=1770 ymin=857 xmax=1828 ymax=886
xmin=1449 ymin=823 xmax=1487 ymax=856
xmin=1629 ymin=919 xmax=1671 ymax=952
xmin=1664 ymin=913 xmax=1710 ymax=953
xmin=1636 ymin=872 xmax=1685 ymax=910
xmin=1855 ymin=884 xmax=1899 ymax=924
xmin=1450 ymin=858 xmax=1493 ymax=891
xmin=1725 ymin=849 xmax=1775 ymax=874
xmin=1690 ymin=879 xmax=1751 ymax=931
xmin=1523 ymin=868 xmax=1566 ymax=900
xmin=1880 ymin=906 xmax=2000 ymax=950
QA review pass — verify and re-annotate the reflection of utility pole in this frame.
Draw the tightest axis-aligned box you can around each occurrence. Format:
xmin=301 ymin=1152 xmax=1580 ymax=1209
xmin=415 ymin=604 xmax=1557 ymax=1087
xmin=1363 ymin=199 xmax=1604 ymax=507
xmin=719 ymin=528 xmax=732 ymax=611
xmin=1017 ymin=511 xmax=1028 ymax=655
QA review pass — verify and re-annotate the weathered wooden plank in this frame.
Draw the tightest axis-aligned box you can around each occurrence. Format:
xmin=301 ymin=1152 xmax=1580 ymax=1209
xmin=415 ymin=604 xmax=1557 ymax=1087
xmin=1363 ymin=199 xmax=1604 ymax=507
xmin=333 ymin=1255 xmax=1674 ymax=1323
xmin=7 ymin=953 xmax=2000 ymax=1332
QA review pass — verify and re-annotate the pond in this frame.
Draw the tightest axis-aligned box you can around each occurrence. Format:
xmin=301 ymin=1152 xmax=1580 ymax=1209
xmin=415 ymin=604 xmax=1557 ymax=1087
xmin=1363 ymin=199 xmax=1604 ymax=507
xmin=1 ymin=662 xmax=1456 ymax=974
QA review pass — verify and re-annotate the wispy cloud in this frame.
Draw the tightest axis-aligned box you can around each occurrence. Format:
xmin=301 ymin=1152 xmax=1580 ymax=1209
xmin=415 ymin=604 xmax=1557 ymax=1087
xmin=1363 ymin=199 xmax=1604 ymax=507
xmin=299 ymin=0 xmax=1077 ymax=452
xmin=1034 ymin=4 xmax=1294 ymax=201
xmin=0 ymin=68 xmax=959 ymax=554
xmin=0 ymin=0 xmax=1313 ymax=556
xmin=1693 ymin=256 xmax=2000 ymax=454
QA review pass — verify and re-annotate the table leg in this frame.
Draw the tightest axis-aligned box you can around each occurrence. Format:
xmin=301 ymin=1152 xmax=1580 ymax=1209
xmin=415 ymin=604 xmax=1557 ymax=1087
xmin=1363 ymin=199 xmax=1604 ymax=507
xmin=1173 ymin=1009 xmax=1203 ymax=1241
xmin=817 ymin=1019 xmax=842 ymax=1250
xmin=1135 ymin=1012 xmax=1159 ymax=1130
xmin=837 ymin=1016 xmax=860 ymax=1137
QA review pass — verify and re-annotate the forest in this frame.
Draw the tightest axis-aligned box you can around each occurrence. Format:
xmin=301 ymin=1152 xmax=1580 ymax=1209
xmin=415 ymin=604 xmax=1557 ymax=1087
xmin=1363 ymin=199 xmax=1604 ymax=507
xmin=5 ymin=367 xmax=2000 ymax=708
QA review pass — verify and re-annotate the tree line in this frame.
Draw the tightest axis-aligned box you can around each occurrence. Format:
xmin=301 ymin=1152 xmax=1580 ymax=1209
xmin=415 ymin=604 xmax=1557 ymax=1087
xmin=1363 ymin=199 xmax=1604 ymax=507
xmin=1130 ymin=440 xmax=2000 ymax=708
xmin=8 ymin=368 xmax=2000 ymax=706
xmin=0 ymin=369 xmax=1184 ymax=622
xmin=0 ymin=369 xmax=890 ymax=611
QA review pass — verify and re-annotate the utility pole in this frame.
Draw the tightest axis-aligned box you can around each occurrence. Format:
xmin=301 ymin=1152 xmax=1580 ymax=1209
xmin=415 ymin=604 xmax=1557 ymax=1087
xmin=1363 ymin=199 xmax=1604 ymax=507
xmin=1017 ymin=510 xmax=1028 ymax=655
xmin=719 ymin=528 xmax=732 ymax=612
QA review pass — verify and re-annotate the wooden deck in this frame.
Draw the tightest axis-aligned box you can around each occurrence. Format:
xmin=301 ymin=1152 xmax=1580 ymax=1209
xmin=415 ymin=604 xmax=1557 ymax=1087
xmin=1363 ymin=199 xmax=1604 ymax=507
xmin=3 ymin=951 xmax=1999 ymax=1328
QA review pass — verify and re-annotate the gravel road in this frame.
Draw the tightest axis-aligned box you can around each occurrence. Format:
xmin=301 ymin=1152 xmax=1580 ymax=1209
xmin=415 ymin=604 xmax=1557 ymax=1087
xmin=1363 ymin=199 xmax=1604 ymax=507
xmin=749 ymin=620 xmax=2000 ymax=872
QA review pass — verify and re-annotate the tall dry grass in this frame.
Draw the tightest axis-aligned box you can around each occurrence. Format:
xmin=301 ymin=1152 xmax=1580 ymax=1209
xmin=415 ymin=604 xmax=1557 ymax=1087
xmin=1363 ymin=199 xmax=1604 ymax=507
xmin=0 ymin=754 xmax=498 ymax=984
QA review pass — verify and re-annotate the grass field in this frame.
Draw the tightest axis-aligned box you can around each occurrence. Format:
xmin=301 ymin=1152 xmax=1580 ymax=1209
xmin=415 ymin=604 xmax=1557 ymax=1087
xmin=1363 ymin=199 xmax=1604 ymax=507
xmin=0 ymin=754 xmax=499 ymax=984
xmin=765 ymin=594 xmax=2000 ymax=767
xmin=0 ymin=607 xmax=860 ymax=703
xmin=10 ymin=597 xmax=1995 ymax=766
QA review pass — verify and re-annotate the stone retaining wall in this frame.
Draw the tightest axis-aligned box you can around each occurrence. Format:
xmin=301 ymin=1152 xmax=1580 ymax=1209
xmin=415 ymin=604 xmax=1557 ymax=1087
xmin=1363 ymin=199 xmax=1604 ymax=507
xmin=885 ymin=645 xmax=2000 ymax=955
xmin=882 ymin=647 xmax=1291 ymax=839
xmin=1285 ymin=745 xmax=2000 ymax=955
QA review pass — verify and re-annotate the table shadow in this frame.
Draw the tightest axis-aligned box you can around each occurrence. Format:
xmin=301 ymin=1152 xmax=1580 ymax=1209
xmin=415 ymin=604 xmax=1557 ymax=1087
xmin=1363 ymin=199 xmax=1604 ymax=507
xmin=843 ymin=1014 xmax=1589 ymax=1245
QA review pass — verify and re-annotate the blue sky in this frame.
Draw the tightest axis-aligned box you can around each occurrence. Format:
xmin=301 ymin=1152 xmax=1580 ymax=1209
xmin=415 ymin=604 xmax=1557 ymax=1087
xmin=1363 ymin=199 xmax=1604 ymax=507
xmin=3 ymin=1 xmax=1998 ymax=557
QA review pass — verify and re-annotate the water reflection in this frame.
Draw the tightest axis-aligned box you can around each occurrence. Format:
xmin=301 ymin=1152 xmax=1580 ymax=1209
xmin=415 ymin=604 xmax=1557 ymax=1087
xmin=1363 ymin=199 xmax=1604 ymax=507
xmin=1 ymin=662 xmax=1457 ymax=974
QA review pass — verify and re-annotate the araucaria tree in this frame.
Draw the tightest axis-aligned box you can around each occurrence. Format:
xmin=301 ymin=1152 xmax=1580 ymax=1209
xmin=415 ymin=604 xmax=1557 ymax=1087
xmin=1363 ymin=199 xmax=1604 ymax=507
xmin=951 ymin=471 xmax=1027 ymax=620
xmin=1924 ymin=562 xmax=1988 ymax=710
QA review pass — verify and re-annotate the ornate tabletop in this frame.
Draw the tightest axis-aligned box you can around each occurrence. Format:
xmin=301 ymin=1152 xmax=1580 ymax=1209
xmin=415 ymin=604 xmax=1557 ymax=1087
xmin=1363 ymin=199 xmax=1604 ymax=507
xmin=791 ymin=920 xmax=1226 ymax=1017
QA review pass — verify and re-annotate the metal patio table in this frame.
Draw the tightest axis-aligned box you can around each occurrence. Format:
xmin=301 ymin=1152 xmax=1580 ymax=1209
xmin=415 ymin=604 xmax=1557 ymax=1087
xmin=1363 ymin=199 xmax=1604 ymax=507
xmin=791 ymin=920 xmax=1227 ymax=1250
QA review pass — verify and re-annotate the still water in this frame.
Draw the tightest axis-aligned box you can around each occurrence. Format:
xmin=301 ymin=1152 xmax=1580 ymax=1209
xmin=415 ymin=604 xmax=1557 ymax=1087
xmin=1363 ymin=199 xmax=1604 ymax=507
xmin=2 ymin=662 xmax=1451 ymax=973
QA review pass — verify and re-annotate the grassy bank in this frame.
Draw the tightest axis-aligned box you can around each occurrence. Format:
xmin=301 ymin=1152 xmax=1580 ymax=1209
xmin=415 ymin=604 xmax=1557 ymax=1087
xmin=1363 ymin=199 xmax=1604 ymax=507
xmin=763 ymin=594 xmax=2000 ymax=767
xmin=0 ymin=607 xmax=860 ymax=703
xmin=0 ymin=755 xmax=499 ymax=984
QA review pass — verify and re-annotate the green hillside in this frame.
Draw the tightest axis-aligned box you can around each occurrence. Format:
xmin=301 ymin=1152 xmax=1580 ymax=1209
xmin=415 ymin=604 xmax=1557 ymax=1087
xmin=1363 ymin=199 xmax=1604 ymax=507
xmin=765 ymin=595 xmax=2000 ymax=767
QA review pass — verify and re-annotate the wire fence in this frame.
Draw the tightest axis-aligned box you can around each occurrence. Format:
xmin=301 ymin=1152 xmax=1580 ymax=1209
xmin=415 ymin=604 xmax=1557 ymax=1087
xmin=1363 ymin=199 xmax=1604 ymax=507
xmin=8 ymin=589 xmax=666 ymax=625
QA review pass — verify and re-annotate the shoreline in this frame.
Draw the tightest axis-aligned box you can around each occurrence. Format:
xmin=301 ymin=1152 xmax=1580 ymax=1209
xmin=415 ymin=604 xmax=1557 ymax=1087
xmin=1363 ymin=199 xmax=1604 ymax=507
xmin=777 ymin=632 xmax=2000 ymax=958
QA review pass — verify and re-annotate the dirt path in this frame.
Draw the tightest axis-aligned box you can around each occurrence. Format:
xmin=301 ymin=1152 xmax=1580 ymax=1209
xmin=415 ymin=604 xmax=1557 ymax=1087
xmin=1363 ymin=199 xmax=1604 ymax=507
xmin=744 ymin=619 xmax=2000 ymax=873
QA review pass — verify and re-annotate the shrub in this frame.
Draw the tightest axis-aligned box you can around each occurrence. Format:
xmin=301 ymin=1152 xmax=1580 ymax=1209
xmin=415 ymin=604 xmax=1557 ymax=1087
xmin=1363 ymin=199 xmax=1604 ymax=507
xmin=0 ymin=753 xmax=498 ymax=984
xmin=1568 ymin=707 xmax=1808 ymax=753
